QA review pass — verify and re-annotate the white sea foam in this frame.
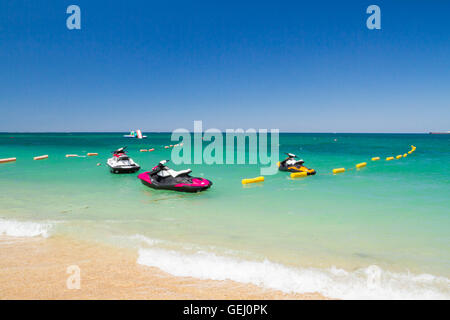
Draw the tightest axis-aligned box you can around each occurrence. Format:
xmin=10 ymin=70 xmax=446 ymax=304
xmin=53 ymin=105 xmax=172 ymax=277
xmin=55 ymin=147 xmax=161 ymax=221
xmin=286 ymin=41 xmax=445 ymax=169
xmin=129 ymin=234 xmax=162 ymax=246
xmin=0 ymin=219 xmax=52 ymax=238
xmin=137 ymin=248 xmax=450 ymax=300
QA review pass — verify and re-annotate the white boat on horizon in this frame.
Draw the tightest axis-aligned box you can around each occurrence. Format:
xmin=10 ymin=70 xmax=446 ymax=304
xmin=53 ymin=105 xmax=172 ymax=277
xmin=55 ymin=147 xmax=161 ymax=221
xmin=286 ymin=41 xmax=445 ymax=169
xmin=123 ymin=130 xmax=147 ymax=139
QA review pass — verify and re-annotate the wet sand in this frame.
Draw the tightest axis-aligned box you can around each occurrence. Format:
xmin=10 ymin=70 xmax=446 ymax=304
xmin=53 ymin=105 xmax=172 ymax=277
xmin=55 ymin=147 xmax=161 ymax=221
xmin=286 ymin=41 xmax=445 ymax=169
xmin=0 ymin=236 xmax=327 ymax=300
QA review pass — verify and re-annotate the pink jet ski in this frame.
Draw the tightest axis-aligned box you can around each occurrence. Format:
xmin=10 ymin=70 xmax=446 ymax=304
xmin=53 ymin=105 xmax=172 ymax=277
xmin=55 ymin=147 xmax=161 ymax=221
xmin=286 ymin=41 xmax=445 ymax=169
xmin=138 ymin=160 xmax=212 ymax=193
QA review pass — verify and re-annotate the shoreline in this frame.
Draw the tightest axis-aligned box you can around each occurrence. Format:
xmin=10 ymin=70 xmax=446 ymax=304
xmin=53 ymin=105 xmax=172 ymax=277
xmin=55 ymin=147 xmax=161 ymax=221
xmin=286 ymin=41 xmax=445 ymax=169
xmin=0 ymin=235 xmax=327 ymax=300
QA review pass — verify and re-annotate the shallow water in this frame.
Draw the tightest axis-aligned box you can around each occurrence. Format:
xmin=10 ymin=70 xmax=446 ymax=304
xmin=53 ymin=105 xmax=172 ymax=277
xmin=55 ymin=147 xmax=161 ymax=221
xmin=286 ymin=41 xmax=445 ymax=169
xmin=1 ymin=132 xmax=449 ymax=299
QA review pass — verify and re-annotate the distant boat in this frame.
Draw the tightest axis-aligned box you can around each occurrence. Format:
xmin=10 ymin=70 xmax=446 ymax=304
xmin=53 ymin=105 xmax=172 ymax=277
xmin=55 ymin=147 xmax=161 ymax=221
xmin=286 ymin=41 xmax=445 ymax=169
xmin=429 ymin=131 xmax=450 ymax=134
xmin=123 ymin=130 xmax=136 ymax=138
xmin=123 ymin=130 xmax=147 ymax=139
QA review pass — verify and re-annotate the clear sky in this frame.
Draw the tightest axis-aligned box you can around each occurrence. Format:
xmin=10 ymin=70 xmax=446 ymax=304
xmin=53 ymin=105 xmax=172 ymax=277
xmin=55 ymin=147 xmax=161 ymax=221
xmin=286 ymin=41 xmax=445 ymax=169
xmin=0 ymin=0 xmax=449 ymax=132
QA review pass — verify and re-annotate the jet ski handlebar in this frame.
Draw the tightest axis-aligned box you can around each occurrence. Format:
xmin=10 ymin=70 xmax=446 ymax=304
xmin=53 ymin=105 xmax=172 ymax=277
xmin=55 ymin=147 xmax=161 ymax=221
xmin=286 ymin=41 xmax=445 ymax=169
xmin=112 ymin=146 xmax=127 ymax=154
xmin=150 ymin=160 xmax=171 ymax=175
xmin=285 ymin=153 xmax=297 ymax=158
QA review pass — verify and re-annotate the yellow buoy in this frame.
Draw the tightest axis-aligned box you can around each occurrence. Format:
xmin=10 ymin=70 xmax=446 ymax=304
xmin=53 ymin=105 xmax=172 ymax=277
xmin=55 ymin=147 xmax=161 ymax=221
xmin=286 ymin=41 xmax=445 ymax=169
xmin=356 ymin=162 xmax=367 ymax=169
xmin=386 ymin=157 xmax=394 ymax=161
xmin=371 ymin=157 xmax=380 ymax=161
xmin=332 ymin=168 xmax=345 ymax=174
xmin=408 ymin=150 xmax=413 ymax=154
xmin=396 ymin=155 xmax=402 ymax=159
xmin=34 ymin=155 xmax=48 ymax=160
xmin=290 ymin=172 xmax=308 ymax=178
xmin=0 ymin=157 xmax=16 ymax=164
xmin=140 ymin=149 xmax=148 ymax=152
xmin=148 ymin=148 xmax=155 ymax=152
xmin=403 ymin=153 xmax=407 ymax=157
xmin=87 ymin=153 xmax=98 ymax=156
xmin=242 ymin=176 xmax=264 ymax=184
xmin=164 ymin=146 xmax=169 ymax=149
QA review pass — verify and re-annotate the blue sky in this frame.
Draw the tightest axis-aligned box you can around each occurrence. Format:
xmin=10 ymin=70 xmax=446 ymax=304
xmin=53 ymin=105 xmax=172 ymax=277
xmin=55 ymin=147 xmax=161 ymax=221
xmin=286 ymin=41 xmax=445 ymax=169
xmin=0 ymin=0 xmax=449 ymax=132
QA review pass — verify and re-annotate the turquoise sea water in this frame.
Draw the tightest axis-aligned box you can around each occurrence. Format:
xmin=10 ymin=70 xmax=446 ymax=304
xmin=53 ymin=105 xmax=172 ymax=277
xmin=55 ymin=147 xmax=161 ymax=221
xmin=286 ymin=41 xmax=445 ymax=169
xmin=1 ymin=133 xmax=449 ymax=299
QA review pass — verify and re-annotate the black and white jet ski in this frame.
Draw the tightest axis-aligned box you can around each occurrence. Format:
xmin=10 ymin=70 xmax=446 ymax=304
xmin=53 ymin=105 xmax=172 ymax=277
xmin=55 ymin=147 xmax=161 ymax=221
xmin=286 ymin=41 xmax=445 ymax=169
xmin=138 ymin=160 xmax=212 ymax=193
xmin=278 ymin=153 xmax=316 ymax=175
xmin=107 ymin=147 xmax=140 ymax=174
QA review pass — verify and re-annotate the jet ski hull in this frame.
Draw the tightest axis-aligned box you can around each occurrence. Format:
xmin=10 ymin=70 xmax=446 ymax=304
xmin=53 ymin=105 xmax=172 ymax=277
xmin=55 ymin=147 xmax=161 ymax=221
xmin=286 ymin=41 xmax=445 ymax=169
xmin=278 ymin=163 xmax=316 ymax=175
xmin=108 ymin=165 xmax=140 ymax=174
xmin=138 ymin=172 xmax=212 ymax=193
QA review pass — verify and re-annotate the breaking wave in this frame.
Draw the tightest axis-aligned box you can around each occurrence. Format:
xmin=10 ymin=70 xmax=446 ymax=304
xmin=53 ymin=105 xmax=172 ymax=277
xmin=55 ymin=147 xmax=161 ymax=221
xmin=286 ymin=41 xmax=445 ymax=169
xmin=137 ymin=248 xmax=450 ymax=300
xmin=0 ymin=219 xmax=52 ymax=238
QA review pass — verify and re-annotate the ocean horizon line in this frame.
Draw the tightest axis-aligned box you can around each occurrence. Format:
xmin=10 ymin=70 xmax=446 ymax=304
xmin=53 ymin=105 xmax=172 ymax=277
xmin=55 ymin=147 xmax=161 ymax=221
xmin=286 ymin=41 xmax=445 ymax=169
xmin=0 ymin=131 xmax=434 ymax=134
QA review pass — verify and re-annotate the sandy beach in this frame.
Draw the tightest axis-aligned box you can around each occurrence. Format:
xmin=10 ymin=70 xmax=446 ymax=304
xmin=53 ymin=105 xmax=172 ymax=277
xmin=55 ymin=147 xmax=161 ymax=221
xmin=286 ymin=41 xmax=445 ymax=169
xmin=0 ymin=236 xmax=326 ymax=300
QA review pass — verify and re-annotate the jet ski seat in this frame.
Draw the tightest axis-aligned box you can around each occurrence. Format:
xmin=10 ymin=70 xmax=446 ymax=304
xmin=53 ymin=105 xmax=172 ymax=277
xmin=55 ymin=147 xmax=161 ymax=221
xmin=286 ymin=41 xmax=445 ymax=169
xmin=157 ymin=168 xmax=192 ymax=178
xmin=171 ymin=169 xmax=192 ymax=177
xmin=286 ymin=159 xmax=304 ymax=166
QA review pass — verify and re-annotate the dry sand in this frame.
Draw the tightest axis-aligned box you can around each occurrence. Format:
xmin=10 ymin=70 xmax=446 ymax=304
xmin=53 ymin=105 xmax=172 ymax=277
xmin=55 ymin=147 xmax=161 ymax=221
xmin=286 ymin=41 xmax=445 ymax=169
xmin=0 ymin=235 xmax=327 ymax=300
